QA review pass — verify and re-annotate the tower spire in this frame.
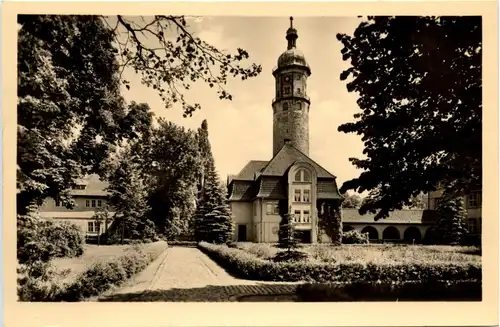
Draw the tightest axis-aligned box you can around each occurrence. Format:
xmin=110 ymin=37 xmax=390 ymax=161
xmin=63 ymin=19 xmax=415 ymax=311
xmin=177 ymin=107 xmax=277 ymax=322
xmin=286 ymin=16 xmax=298 ymax=50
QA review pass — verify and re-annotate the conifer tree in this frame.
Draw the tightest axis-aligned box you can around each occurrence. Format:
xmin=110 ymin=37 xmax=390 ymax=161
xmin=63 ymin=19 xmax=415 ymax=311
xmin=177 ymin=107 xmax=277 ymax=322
xmin=435 ymin=193 xmax=468 ymax=245
xmin=277 ymin=207 xmax=299 ymax=250
xmin=194 ymin=120 xmax=234 ymax=243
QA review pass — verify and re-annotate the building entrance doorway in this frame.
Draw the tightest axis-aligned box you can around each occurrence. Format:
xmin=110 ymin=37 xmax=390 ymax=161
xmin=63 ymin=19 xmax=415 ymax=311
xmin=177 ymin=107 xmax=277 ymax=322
xmin=238 ymin=224 xmax=247 ymax=242
xmin=296 ymin=230 xmax=312 ymax=243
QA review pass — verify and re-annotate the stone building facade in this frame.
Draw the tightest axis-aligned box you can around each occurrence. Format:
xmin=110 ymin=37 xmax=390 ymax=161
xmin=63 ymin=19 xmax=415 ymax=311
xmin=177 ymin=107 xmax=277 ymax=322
xmin=227 ymin=18 xmax=343 ymax=243
xmin=226 ymin=17 xmax=482 ymax=244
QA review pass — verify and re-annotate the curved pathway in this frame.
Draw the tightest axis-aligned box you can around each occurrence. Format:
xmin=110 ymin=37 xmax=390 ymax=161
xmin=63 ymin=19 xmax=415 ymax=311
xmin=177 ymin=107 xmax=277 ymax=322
xmin=99 ymin=246 xmax=299 ymax=302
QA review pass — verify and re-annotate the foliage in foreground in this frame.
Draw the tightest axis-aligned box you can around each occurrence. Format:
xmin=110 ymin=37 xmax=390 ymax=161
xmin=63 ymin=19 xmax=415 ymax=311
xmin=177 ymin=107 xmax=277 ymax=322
xmin=295 ymin=280 xmax=481 ymax=301
xmin=198 ymin=242 xmax=481 ymax=283
xmin=336 ymin=16 xmax=481 ymax=219
xmin=17 ymin=241 xmax=168 ymax=301
xmin=17 ymin=212 xmax=85 ymax=265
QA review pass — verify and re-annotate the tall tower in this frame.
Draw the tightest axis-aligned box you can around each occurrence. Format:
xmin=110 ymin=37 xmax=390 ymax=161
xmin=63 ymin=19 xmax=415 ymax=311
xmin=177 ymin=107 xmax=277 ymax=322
xmin=272 ymin=17 xmax=311 ymax=156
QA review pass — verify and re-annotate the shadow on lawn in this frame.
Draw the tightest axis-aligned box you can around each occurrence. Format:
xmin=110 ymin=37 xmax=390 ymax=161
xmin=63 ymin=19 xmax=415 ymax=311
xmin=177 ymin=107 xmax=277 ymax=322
xmin=99 ymin=284 xmax=298 ymax=302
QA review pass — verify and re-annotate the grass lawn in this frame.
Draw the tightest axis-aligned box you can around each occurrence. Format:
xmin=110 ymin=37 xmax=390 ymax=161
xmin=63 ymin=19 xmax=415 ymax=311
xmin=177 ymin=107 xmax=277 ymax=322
xmin=52 ymin=242 xmax=167 ymax=282
xmin=235 ymin=242 xmax=481 ymax=265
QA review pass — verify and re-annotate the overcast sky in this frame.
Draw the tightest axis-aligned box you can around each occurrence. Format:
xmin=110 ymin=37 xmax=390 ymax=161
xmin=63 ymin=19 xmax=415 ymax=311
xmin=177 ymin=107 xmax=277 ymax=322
xmin=119 ymin=16 xmax=365 ymax=193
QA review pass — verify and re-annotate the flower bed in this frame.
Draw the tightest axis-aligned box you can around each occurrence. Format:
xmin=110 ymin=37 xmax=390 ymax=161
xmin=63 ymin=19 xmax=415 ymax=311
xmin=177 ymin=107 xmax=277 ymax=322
xmin=18 ymin=241 xmax=168 ymax=301
xmin=198 ymin=242 xmax=481 ymax=283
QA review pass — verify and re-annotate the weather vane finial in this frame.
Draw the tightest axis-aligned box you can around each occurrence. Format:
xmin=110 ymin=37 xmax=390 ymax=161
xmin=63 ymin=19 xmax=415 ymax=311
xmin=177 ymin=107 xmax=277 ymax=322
xmin=290 ymin=16 xmax=293 ymax=28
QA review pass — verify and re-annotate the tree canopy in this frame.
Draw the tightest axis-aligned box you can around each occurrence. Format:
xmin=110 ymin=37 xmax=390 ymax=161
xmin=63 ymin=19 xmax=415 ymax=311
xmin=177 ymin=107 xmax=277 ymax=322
xmin=17 ymin=15 xmax=260 ymax=215
xmin=107 ymin=15 xmax=262 ymax=116
xmin=336 ymin=16 xmax=481 ymax=219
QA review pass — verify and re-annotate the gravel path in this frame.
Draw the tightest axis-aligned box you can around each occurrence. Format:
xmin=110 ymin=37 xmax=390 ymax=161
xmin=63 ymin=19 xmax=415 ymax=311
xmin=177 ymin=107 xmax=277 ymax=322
xmin=99 ymin=246 xmax=299 ymax=302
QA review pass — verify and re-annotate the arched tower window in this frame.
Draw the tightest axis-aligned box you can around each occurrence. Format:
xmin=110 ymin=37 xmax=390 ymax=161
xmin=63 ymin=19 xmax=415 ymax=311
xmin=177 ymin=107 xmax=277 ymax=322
xmin=294 ymin=168 xmax=311 ymax=182
xmin=294 ymin=170 xmax=301 ymax=182
xmin=283 ymin=102 xmax=289 ymax=111
xmin=303 ymin=169 xmax=311 ymax=181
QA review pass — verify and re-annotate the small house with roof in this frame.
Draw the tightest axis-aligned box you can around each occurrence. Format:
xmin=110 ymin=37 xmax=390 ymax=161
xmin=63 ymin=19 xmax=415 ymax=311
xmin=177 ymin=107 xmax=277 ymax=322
xmin=38 ymin=174 xmax=114 ymax=240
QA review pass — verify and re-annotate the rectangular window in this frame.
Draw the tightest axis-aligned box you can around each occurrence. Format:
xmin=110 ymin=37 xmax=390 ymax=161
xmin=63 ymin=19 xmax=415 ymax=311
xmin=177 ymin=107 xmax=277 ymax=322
xmin=294 ymin=189 xmax=301 ymax=202
xmin=91 ymin=200 xmax=96 ymax=208
xmin=294 ymin=210 xmax=301 ymax=223
xmin=266 ymin=203 xmax=273 ymax=215
xmin=97 ymin=200 xmax=102 ymax=207
xmin=467 ymin=218 xmax=478 ymax=234
xmin=468 ymin=192 xmax=479 ymax=208
xmin=86 ymin=200 xmax=90 ymax=207
xmin=88 ymin=221 xmax=95 ymax=233
xmin=303 ymin=210 xmax=310 ymax=223
xmin=303 ymin=190 xmax=310 ymax=202
xmin=273 ymin=204 xmax=279 ymax=215
xmin=55 ymin=198 xmax=61 ymax=207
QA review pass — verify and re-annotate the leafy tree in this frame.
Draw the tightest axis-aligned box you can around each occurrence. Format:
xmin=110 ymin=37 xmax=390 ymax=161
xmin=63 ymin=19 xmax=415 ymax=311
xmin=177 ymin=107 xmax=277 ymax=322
xmin=407 ymin=192 xmax=428 ymax=209
xmin=341 ymin=192 xmax=363 ymax=209
xmin=435 ymin=193 xmax=468 ymax=245
xmin=108 ymin=15 xmax=262 ymax=116
xmin=336 ymin=16 xmax=481 ymax=220
xmin=318 ymin=201 xmax=343 ymax=245
xmin=17 ymin=16 xmax=153 ymax=215
xmin=91 ymin=205 xmax=114 ymax=245
xmin=147 ymin=119 xmax=201 ymax=237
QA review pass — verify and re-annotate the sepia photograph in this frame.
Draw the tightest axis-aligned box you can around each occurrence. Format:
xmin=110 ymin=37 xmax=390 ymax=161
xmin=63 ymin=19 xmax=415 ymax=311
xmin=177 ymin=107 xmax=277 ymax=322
xmin=2 ymin=1 xmax=499 ymax=326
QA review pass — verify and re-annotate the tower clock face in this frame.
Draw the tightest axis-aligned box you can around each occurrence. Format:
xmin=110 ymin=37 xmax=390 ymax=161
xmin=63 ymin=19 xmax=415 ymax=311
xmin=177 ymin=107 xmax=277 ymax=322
xmin=284 ymin=75 xmax=291 ymax=82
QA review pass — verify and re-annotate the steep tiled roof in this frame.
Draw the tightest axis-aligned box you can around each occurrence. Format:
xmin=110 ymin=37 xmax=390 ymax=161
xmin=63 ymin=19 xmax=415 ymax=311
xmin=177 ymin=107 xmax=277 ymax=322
xmin=342 ymin=209 xmax=437 ymax=224
xmin=228 ymin=180 xmax=256 ymax=201
xmin=261 ymin=143 xmax=335 ymax=178
xmin=234 ymin=160 xmax=269 ymax=181
xmin=256 ymin=177 xmax=287 ymax=199
xmin=70 ymin=174 xmax=109 ymax=197
xmin=317 ymin=179 xmax=342 ymax=200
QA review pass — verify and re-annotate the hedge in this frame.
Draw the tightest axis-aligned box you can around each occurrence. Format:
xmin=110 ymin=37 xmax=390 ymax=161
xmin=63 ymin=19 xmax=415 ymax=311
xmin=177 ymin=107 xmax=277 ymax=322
xmin=18 ymin=241 xmax=168 ymax=301
xmin=166 ymin=241 xmax=198 ymax=247
xmin=295 ymin=280 xmax=482 ymax=301
xmin=198 ymin=242 xmax=482 ymax=283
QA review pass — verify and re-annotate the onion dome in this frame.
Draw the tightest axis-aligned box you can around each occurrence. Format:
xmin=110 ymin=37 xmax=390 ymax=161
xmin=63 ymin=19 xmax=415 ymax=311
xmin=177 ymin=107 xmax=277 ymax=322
xmin=276 ymin=17 xmax=310 ymax=71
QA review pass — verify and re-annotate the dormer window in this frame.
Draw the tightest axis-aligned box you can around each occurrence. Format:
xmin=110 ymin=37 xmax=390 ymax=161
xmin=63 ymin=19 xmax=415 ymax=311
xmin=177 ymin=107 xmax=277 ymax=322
xmin=73 ymin=184 xmax=86 ymax=190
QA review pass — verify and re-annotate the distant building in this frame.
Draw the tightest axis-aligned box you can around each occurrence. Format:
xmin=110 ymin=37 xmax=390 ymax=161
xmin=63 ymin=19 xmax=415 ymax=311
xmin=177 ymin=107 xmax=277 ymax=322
xmin=427 ymin=188 xmax=482 ymax=239
xmin=38 ymin=174 xmax=114 ymax=240
xmin=226 ymin=17 xmax=481 ymax=244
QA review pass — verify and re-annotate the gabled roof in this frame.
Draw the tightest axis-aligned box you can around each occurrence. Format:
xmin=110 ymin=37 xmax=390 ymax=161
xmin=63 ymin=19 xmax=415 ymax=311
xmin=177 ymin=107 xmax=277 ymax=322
xmin=234 ymin=160 xmax=269 ymax=181
xmin=342 ymin=209 xmax=437 ymax=224
xmin=70 ymin=174 xmax=109 ymax=197
xmin=260 ymin=143 xmax=335 ymax=178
